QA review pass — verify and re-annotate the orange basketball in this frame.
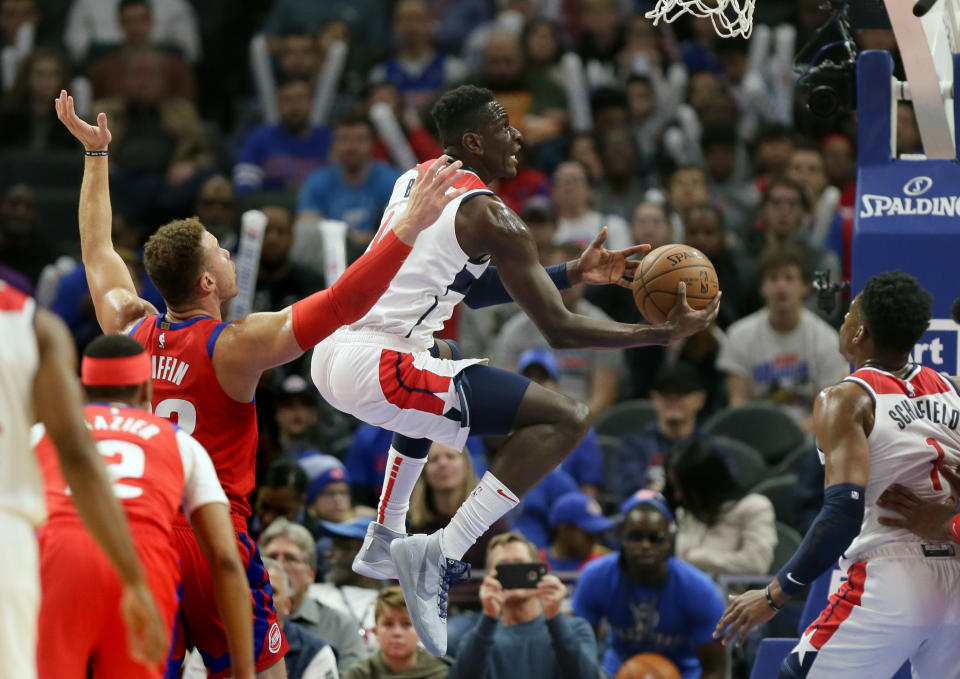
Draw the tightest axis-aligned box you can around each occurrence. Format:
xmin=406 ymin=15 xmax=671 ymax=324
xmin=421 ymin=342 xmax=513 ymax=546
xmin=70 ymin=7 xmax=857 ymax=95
xmin=614 ymin=653 xmax=683 ymax=679
xmin=632 ymin=244 xmax=719 ymax=324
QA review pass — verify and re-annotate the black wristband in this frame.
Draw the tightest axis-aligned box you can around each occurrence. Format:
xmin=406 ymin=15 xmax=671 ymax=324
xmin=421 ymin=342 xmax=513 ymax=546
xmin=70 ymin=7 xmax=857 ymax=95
xmin=84 ymin=150 xmax=108 ymax=156
xmin=764 ymin=585 xmax=782 ymax=612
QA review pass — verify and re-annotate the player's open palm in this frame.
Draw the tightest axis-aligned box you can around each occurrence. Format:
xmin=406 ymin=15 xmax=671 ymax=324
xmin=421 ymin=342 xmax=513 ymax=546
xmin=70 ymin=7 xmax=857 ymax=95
xmin=393 ymin=155 xmax=467 ymax=244
xmin=54 ymin=90 xmax=111 ymax=150
xmin=714 ymin=588 xmax=776 ymax=647
xmin=577 ymin=227 xmax=650 ymax=288
xmin=665 ymin=282 xmax=722 ymax=339
xmin=121 ymin=582 xmax=168 ymax=667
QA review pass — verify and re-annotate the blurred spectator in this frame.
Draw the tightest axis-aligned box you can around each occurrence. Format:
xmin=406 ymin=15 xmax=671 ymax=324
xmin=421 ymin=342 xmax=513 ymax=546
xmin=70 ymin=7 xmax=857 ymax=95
xmin=517 ymin=349 xmax=604 ymax=496
xmin=552 ymin=160 xmax=631 ymax=250
xmin=682 ymin=203 xmax=760 ymax=329
xmin=0 ymin=0 xmax=38 ymax=51
xmin=667 ymin=165 xmax=710 ymax=238
xmin=409 ymin=442 xmax=509 ymax=570
xmin=716 ymin=245 xmax=848 ymax=429
xmin=618 ymin=14 xmax=667 ymax=77
xmin=63 ymin=0 xmax=200 ymax=64
xmin=0 ymin=183 xmax=55 ymax=286
xmin=821 ymin=133 xmax=856 ymax=211
xmin=306 ymin=461 xmax=352 ymax=525
xmin=510 ymin=465 xmax=579 ymax=548
xmin=310 ymin=517 xmax=383 ymax=647
xmin=787 ymin=143 xmax=848 ymax=277
xmin=567 ymin=132 xmax=604 ymax=184
xmin=495 ymin=243 xmax=623 ymax=416
xmin=253 ymin=205 xmax=326 ymax=313
xmin=254 ymin=456 xmax=309 ymax=536
xmin=234 ymin=76 xmax=333 ymax=197
xmin=367 ymin=82 xmax=442 ymax=165
xmin=593 ymin=126 xmax=647 ymax=221
xmin=752 ymin=123 xmax=795 ymax=193
xmin=274 ymin=374 xmax=326 ymax=457
xmin=449 ymin=532 xmax=603 ymax=679
xmin=590 ymin=86 xmax=628 ymax=132
xmin=276 ymin=32 xmax=320 ymax=81
xmin=428 ymin=0 xmax=492 ymax=54
xmin=261 ymin=556 xmax=341 ymax=679
xmin=699 ymin=124 xmax=758 ymax=232
xmin=0 ymin=46 xmax=77 ymax=149
xmin=521 ymin=17 xmax=565 ymax=87
xmin=348 ymin=587 xmax=452 ymax=679
xmin=460 ymin=29 xmax=567 ymax=148
xmin=669 ymin=438 xmax=776 ymax=576
xmin=572 ymin=492 xmax=726 ymax=679
xmin=611 ymin=361 xmax=707 ymax=503
xmin=261 ymin=518 xmax=366 ymax=674
xmin=577 ymin=0 xmax=624 ymax=86
xmin=522 ymin=195 xmax=558 ymax=255
xmin=296 ymin=110 xmax=399 ymax=257
xmin=194 ymin=174 xmax=238 ymax=252
xmin=368 ymin=0 xmax=465 ymax=111
xmin=540 ymin=491 xmax=612 ymax=572
xmin=86 ymin=0 xmax=195 ymax=101
xmin=631 ymin=201 xmax=672 ymax=251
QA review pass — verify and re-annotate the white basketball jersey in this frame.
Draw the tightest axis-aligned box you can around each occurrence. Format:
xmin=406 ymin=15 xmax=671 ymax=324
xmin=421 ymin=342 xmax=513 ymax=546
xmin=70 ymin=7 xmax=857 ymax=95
xmin=0 ymin=281 xmax=44 ymax=526
xmin=841 ymin=365 xmax=960 ymax=560
xmin=349 ymin=162 xmax=494 ymax=351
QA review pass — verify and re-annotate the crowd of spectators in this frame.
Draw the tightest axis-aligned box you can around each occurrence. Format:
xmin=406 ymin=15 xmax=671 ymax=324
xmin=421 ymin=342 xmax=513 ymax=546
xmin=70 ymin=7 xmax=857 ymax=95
xmin=3 ymin=0 xmax=917 ymax=676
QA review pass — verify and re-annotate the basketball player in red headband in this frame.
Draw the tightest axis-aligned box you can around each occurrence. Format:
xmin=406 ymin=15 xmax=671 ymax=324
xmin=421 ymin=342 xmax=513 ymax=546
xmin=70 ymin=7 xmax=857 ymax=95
xmin=34 ymin=333 xmax=254 ymax=679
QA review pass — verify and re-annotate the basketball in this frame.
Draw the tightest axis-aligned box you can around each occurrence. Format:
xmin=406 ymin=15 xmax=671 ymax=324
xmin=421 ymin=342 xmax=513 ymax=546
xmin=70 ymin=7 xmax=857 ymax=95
xmin=632 ymin=244 xmax=719 ymax=324
xmin=614 ymin=653 xmax=683 ymax=679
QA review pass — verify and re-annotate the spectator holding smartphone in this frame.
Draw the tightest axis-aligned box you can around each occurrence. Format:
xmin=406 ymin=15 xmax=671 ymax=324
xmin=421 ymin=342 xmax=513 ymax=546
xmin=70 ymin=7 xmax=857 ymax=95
xmin=448 ymin=533 xmax=603 ymax=679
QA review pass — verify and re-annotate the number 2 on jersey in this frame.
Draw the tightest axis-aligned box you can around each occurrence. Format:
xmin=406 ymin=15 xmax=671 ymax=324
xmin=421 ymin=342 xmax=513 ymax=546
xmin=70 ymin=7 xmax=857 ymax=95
xmin=154 ymin=398 xmax=197 ymax=435
xmin=66 ymin=440 xmax=146 ymax=499
xmin=926 ymin=437 xmax=946 ymax=491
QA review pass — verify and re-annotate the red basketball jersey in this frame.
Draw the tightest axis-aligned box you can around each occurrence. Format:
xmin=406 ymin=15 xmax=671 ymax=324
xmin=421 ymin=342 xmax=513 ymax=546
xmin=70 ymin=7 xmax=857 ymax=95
xmin=131 ymin=315 xmax=258 ymax=518
xmin=35 ymin=404 xmax=185 ymax=544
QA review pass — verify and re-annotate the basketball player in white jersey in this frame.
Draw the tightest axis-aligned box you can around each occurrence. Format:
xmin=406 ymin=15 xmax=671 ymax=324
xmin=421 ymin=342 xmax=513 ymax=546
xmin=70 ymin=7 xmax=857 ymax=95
xmin=310 ymin=85 xmax=721 ymax=655
xmin=715 ymin=272 xmax=960 ymax=678
xmin=0 ymin=280 xmax=166 ymax=677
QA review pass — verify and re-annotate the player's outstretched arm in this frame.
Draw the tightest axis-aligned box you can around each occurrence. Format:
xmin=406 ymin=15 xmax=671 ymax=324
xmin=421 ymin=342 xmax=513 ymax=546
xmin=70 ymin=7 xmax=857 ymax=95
xmin=213 ymin=157 xmax=465 ymax=400
xmin=714 ymin=383 xmax=870 ymax=647
xmin=458 ymin=196 xmax=720 ymax=350
xmin=33 ymin=309 xmax=167 ymax=665
xmin=55 ymin=90 xmax=157 ymax=333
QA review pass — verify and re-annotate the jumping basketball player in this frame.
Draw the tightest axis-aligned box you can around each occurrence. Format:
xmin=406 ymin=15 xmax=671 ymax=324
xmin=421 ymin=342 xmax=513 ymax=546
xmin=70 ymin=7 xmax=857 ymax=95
xmin=715 ymin=272 xmax=960 ymax=678
xmin=35 ymin=334 xmax=253 ymax=679
xmin=0 ymin=281 xmax=166 ymax=678
xmin=54 ymin=89 xmax=465 ymax=678
xmin=309 ymin=85 xmax=721 ymax=655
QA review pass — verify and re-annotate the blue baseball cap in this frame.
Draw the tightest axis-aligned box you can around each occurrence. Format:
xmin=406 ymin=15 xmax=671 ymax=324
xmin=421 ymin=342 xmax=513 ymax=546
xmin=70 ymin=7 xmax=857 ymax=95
xmin=550 ymin=492 xmax=615 ymax=533
xmin=305 ymin=460 xmax=350 ymax=506
xmin=320 ymin=516 xmax=372 ymax=540
xmin=620 ymin=489 xmax=675 ymax=523
xmin=517 ymin=348 xmax=559 ymax=381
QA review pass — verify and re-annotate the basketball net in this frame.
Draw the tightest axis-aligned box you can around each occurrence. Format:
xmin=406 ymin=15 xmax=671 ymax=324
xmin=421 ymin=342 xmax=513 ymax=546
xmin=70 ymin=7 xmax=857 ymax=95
xmin=645 ymin=0 xmax=756 ymax=39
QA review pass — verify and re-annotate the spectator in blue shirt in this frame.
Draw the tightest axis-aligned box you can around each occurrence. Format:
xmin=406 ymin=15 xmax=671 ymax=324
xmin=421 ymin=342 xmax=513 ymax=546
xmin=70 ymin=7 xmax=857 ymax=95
xmin=234 ymin=76 xmax=333 ymax=197
xmin=611 ymin=361 xmax=707 ymax=504
xmin=296 ymin=110 xmax=400 ymax=260
xmin=539 ymin=491 xmax=613 ymax=573
xmin=572 ymin=492 xmax=726 ymax=679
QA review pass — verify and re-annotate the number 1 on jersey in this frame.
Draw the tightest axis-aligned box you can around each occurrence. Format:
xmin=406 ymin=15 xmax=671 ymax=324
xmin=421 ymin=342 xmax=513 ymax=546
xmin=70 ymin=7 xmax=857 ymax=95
xmin=926 ymin=437 xmax=946 ymax=491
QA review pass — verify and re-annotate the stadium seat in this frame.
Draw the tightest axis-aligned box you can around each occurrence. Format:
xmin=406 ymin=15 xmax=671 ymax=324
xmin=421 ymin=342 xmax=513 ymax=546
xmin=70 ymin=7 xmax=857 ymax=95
xmin=770 ymin=522 xmax=802 ymax=574
xmin=593 ymin=398 xmax=657 ymax=438
xmin=703 ymin=403 xmax=806 ymax=467
xmin=749 ymin=638 xmax=796 ymax=679
xmin=597 ymin=434 xmax=622 ymax=512
xmin=772 ymin=437 xmax=817 ymax=475
xmin=0 ymin=149 xmax=83 ymax=192
xmin=712 ymin=435 xmax=766 ymax=490
xmin=752 ymin=474 xmax=799 ymax=528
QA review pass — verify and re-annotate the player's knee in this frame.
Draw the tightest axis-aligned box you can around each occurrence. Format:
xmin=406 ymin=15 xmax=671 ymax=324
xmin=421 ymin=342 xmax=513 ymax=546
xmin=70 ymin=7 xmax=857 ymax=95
xmin=558 ymin=399 xmax=591 ymax=442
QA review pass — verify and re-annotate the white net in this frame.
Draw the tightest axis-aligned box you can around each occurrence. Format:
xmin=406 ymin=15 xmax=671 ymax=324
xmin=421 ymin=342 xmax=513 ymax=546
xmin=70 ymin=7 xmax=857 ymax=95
xmin=645 ymin=0 xmax=757 ymax=39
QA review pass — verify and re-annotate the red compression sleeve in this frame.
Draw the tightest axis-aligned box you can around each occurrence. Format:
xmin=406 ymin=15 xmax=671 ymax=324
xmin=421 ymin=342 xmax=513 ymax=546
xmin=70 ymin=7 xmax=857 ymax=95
xmin=291 ymin=230 xmax=412 ymax=350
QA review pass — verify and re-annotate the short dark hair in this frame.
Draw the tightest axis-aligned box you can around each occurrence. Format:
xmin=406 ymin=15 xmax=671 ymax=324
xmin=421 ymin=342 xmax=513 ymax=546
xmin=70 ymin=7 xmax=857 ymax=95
xmin=685 ymin=202 xmax=725 ymax=228
xmin=701 ymin=124 xmax=738 ymax=151
xmin=263 ymin=458 xmax=308 ymax=495
xmin=764 ymin=175 xmax=810 ymax=212
xmin=758 ymin=245 xmax=812 ymax=283
xmin=118 ymin=0 xmax=150 ymax=15
xmin=275 ymin=73 xmax=313 ymax=92
xmin=590 ymin=86 xmax=628 ymax=117
xmin=143 ymin=218 xmax=207 ymax=307
xmin=860 ymin=272 xmax=932 ymax=354
xmin=333 ymin=108 xmax=374 ymax=134
xmin=82 ymin=334 xmax=146 ymax=402
xmin=431 ymin=85 xmax=495 ymax=148
xmin=669 ymin=437 xmax=743 ymax=522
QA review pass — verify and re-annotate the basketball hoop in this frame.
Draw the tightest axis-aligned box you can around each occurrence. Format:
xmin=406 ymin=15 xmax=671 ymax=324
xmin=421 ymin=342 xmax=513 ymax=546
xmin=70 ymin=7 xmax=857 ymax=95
xmin=645 ymin=0 xmax=757 ymax=39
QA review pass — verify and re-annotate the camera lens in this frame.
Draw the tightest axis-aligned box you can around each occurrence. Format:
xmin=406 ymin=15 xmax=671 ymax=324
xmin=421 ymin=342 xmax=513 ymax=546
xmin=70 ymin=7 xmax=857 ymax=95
xmin=809 ymin=85 xmax=841 ymax=117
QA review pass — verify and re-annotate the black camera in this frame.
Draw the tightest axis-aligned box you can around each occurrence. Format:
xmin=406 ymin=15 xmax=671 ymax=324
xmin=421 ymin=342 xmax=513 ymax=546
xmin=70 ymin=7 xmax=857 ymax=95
xmin=795 ymin=2 xmax=859 ymax=118
xmin=813 ymin=270 xmax=850 ymax=314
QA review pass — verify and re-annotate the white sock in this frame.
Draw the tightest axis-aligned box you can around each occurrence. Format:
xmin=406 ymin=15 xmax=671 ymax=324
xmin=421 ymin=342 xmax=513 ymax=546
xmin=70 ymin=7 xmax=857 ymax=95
xmin=442 ymin=471 xmax=519 ymax=560
xmin=376 ymin=447 xmax=426 ymax=533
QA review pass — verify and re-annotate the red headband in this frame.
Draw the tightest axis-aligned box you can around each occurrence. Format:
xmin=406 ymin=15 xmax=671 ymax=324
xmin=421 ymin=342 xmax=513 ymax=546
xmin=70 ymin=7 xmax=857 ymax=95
xmin=81 ymin=353 xmax=151 ymax=387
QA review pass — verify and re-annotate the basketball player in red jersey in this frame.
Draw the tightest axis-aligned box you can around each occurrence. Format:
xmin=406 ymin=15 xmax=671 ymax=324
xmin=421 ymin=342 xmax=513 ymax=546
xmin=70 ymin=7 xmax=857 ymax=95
xmin=1 ymin=284 xmax=166 ymax=678
xmin=54 ymin=89 xmax=466 ymax=678
xmin=35 ymin=334 xmax=254 ymax=679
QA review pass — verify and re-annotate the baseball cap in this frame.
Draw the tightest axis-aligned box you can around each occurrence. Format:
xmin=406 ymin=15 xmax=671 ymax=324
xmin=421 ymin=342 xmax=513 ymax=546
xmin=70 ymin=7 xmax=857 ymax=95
xmin=517 ymin=348 xmax=559 ymax=381
xmin=320 ymin=516 xmax=372 ymax=540
xmin=620 ymin=489 xmax=675 ymax=523
xmin=651 ymin=361 xmax=703 ymax=395
xmin=521 ymin=195 xmax=556 ymax=223
xmin=305 ymin=458 xmax=350 ymax=506
xmin=277 ymin=374 xmax=317 ymax=405
xmin=550 ymin=492 xmax=615 ymax=534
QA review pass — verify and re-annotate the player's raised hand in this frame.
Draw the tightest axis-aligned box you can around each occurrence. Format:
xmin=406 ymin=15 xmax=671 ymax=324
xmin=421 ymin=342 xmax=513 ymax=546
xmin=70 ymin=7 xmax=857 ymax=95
xmin=573 ymin=227 xmax=650 ymax=288
xmin=392 ymin=155 xmax=467 ymax=245
xmin=664 ymin=282 xmax=722 ymax=339
xmin=877 ymin=482 xmax=956 ymax=541
xmin=120 ymin=582 xmax=169 ymax=667
xmin=54 ymin=89 xmax=111 ymax=151
xmin=714 ymin=588 xmax=778 ymax=647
